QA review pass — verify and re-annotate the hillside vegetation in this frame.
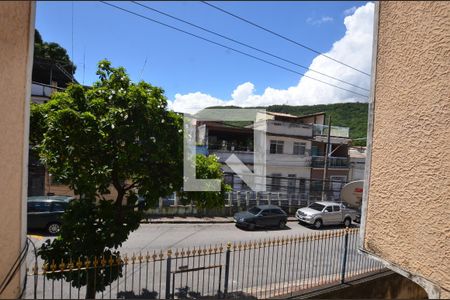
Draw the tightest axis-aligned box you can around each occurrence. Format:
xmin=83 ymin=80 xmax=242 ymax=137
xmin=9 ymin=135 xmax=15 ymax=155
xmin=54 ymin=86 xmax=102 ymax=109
xmin=207 ymin=102 xmax=369 ymax=146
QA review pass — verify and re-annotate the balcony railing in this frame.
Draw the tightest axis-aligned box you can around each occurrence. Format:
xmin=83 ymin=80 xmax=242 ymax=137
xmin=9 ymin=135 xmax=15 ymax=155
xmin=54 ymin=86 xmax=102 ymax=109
xmin=311 ymin=156 xmax=349 ymax=168
xmin=313 ymin=124 xmax=349 ymax=138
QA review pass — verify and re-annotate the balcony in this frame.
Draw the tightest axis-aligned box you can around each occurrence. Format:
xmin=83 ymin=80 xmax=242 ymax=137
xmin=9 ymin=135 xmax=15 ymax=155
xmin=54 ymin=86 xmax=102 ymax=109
xmin=209 ymin=149 xmax=254 ymax=164
xmin=313 ymin=124 xmax=349 ymax=138
xmin=253 ymin=120 xmax=312 ymax=137
xmin=311 ymin=156 xmax=349 ymax=168
xmin=31 ymin=83 xmax=54 ymax=98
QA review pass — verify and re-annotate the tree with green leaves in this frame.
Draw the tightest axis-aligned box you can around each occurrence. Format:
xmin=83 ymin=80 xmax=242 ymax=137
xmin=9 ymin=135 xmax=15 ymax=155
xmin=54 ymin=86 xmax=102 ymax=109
xmin=33 ymin=60 xmax=183 ymax=298
xmin=181 ymin=154 xmax=231 ymax=209
xmin=34 ymin=29 xmax=76 ymax=74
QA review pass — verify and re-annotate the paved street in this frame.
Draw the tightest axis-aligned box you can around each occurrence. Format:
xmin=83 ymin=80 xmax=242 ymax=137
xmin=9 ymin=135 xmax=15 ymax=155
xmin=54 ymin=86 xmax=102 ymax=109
xmin=28 ymin=221 xmax=320 ymax=256
xmin=24 ymin=222 xmax=379 ymax=300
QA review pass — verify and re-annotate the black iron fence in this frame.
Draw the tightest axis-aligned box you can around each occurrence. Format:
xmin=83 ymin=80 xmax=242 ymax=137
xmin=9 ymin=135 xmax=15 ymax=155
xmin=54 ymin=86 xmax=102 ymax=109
xmin=24 ymin=228 xmax=384 ymax=299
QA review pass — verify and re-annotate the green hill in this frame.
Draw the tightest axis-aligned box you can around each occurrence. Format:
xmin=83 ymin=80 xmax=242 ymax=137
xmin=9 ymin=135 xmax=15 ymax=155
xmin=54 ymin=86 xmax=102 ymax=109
xmin=207 ymin=102 xmax=369 ymax=146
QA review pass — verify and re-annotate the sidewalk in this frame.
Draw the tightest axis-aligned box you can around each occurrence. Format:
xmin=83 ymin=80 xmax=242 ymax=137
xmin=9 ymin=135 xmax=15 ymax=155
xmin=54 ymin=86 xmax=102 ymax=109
xmin=141 ymin=216 xmax=299 ymax=224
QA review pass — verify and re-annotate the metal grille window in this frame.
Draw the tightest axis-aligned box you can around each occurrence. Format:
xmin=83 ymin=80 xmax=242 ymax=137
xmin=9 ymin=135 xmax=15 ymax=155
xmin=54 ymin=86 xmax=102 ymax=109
xmin=270 ymin=140 xmax=284 ymax=154
xmin=299 ymin=178 xmax=306 ymax=192
xmin=288 ymin=174 xmax=296 ymax=193
xmin=293 ymin=142 xmax=306 ymax=155
xmin=271 ymin=174 xmax=282 ymax=191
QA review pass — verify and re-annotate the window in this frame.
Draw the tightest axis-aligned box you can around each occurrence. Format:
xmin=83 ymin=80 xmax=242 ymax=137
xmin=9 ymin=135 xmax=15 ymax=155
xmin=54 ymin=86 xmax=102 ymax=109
xmin=270 ymin=140 xmax=284 ymax=154
xmin=308 ymin=203 xmax=325 ymax=211
xmin=333 ymin=205 xmax=341 ymax=212
xmin=271 ymin=174 xmax=282 ymax=191
xmin=293 ymin=142 xmax=306 ymax=155
xmin=28 ymin=202 xmax=51 ymax=212
xmin=288 ymin=174 xmax=296 ymax=193
xmin=52 ymin=202 xmax=68 ymax=212
xmin=325 ymin=206 xmax=333 ymax=212
xmin=261 ymin=209 xmax=272 ymax=216
xmin=311 ymin=180 xmax=323 ymax=192
xmin=271 ymin=209 xmax=285 ymax=215
xmin=299 ymin=178 xmax=306 ymax=192
xmin=249 ymin=207 xmax=261 ymax=215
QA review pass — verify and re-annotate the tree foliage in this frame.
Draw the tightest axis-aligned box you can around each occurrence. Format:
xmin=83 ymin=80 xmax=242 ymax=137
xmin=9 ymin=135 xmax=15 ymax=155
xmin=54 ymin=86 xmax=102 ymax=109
xmin=34 ymin=29 xmax=76 ymax=74
xmin=180 ymin=154 xmax=231 ymax=208
xmin=33 ymin=60 xmax=183 ymax=297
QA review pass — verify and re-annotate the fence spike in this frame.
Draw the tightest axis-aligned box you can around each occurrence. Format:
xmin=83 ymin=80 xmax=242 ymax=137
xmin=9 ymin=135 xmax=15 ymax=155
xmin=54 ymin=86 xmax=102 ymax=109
xmin=175 ymin=249 xmax=179 ymax=257
xmin=123 ymin=254 xmax=128 ymax=265
xmin=59 ymin=258 xmax=66 ymax=271
xmin=50 ymin=259 xmax=57 ymax=272
xmin=76 ymin=257 xmax=82 ymax=269
xmin=167 ymin=249 xmax=172 ymax=257
xmin=68 ymin=258 xmax=74 ymax=270
xmin=93 ymin=256 xmax=99 ymax=268
xmin=101 ymin=256 xmax=107 ymax=267
xmin=108 ymin=255 xmax=114 ymax=266
xmin=145 ymin=252 xmax=151 ymax=262
xmin=85 ymin=257 xmax=91 ymax=268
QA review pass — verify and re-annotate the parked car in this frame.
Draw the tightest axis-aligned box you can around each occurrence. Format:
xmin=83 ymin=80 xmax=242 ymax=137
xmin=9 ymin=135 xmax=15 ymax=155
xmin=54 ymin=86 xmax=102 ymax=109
xmin=27 ymin=197 xmax=73 ymax=235
xmin=234 ymin=205 xmax=288 ymax=230
xmin=295 ymin=201 xmax=358 ymax=229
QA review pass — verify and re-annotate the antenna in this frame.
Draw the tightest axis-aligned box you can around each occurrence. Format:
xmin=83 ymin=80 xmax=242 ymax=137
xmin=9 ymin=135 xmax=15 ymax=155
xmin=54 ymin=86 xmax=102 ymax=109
xmin=71 ymin=1 xmax=75 ymax=82
xmin=82 ymin=46 xmax=86 ymax=85
xmin=139 ymin=56 xmax=148 ymax=81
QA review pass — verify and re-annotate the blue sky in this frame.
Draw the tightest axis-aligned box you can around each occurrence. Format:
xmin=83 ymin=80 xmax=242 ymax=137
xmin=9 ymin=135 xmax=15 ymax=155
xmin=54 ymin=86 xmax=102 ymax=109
xmin=35 ymin=1 xmax=374 ymax=112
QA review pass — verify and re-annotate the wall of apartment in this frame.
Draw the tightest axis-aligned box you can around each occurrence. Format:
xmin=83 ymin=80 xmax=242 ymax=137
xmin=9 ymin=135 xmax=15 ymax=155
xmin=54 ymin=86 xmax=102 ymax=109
xmin=361 ymin=2 xmax=450 ymax=298
xmin=0 ymin=2 xmax=35 ymax=298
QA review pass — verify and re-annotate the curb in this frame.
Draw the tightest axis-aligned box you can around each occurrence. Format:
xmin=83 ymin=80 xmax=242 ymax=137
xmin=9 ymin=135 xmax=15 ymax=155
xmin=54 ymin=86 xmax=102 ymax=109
xmin=141 ymin=217 xmax=299 ymax=224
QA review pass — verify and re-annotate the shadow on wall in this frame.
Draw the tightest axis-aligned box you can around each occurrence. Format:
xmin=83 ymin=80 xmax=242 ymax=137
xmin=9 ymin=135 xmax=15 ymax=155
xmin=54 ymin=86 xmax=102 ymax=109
xmin=302 ymin=271 xmax=428 ymax=299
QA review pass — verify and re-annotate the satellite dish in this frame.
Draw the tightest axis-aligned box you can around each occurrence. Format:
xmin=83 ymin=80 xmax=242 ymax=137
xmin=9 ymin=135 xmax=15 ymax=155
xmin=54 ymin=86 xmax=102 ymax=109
xmin=340 ymin=180 xmax=364 ymax=208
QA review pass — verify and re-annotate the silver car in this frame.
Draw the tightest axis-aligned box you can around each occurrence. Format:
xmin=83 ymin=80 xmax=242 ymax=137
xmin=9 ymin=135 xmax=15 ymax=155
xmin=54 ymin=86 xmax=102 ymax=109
xmin=295 ymin=201 xmax=358 ymax=229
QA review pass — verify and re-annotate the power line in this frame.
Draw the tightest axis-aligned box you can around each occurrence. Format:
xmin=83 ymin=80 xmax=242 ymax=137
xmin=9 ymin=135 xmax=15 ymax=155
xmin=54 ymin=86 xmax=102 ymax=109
xmin=101 ymin=2 xmax=369 ymax=99
xmin=201 ymin=1 xmax=371 ymax=77
xmin=132 ymin=1 xmax=369 ymax=92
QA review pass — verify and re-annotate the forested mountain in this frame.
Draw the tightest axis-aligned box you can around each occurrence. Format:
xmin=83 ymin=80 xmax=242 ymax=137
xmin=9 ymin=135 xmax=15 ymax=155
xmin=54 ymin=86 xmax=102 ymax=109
xmin=207 ymin=102 xmax=369 ymax=146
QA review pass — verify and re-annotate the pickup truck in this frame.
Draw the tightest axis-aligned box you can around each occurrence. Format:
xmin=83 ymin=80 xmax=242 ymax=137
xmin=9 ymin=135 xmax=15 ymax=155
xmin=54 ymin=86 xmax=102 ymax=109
xmin=295 ymin=201 xmax=358 ymax=229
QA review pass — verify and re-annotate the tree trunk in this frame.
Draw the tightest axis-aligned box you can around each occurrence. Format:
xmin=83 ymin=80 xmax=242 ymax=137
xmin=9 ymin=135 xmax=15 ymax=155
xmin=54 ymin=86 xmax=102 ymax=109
xmin=85 ymin=271 xmax=96 ymax=299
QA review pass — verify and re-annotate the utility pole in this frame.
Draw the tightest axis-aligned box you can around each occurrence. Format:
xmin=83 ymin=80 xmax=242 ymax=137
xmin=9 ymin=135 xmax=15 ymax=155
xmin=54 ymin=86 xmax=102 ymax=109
xmin=321 ymin=116 xmax=332 ymax=201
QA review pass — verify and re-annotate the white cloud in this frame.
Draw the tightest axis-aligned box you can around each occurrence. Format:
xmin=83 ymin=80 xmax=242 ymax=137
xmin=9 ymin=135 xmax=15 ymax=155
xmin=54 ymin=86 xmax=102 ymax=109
xmin=306 ymin=16 xmax=334 ymax=26
xmin=344 ymin=6 xmax=357 ymax=16
xmin=169 ymin=2 xmax=375 ymax=114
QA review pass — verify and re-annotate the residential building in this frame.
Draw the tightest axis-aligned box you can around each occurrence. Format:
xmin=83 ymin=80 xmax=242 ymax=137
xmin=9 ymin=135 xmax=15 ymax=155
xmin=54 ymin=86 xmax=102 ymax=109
xmin=360 ymin=2 xmax=449 ymax=298
xmin=310 ymin=122 xmax=352 ymax=201
xmin=348 ymin=146 xmax=366 ymax=181
xmin=28 ymin=57 xmax=75 ymax=196
xmin=196 ymin=111 xmax=352 ymax=201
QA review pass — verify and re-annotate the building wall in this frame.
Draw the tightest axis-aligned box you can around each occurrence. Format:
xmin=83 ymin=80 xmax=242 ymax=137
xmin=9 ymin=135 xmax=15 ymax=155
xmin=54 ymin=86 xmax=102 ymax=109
xmin=0 ymin=2 xmax=35 ymax=298
xmin=361 ymin=2 xmax=450 ymax=298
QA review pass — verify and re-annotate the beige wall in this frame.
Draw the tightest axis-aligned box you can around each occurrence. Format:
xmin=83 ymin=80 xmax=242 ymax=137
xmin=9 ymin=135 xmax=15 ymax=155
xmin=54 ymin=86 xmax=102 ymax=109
xmin=0 ymin=2 xmax=35 ymax=298
xmin=361 ymin=2 xmax=450 ymax=298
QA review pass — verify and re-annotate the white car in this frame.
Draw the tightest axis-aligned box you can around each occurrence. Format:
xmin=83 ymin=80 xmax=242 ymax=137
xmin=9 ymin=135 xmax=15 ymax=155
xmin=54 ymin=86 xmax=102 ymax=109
xmin=296 ymin=201 xmax=358 ymax=229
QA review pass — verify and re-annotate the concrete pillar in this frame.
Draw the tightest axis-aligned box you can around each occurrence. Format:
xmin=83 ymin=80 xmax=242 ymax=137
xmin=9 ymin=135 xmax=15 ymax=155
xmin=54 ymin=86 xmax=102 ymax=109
xmin=0 ymin=2 xmax=35 ymax=298
xmin=173 ymin=192 xmax=178 ymax=206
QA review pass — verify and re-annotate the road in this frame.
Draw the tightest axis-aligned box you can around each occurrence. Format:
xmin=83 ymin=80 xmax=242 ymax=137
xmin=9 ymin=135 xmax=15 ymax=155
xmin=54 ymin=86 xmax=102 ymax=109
xmin=24 ymin=222 xmax=382 ymax=300
xmin=28 ymin=222 xmax=318 ymax=257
